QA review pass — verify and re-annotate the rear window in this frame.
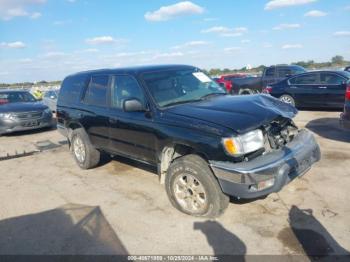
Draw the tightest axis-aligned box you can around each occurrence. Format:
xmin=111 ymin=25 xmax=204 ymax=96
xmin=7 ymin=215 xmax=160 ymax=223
xmin=59 ymin=74 xmax=88 ymax=105
xmin=83 ymin=75 xmax=109 ymax=107
xmin=265 ymin=67 xmax=275 ymax=77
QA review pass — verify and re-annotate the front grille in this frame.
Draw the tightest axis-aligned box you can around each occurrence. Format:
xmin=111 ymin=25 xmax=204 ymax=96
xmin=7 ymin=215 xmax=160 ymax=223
xmin=13 ymin=111 xmax=43 ymax=120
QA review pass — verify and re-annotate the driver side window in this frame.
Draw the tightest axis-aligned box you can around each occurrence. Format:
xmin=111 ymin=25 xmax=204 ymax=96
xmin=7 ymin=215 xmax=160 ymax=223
xmin=111 ymin=75 xmax=145 ymax=109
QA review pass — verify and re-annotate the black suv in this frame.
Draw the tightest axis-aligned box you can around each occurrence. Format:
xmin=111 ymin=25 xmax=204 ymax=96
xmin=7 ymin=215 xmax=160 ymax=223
xmin=57 ymin=65 xmax=320 ymax=217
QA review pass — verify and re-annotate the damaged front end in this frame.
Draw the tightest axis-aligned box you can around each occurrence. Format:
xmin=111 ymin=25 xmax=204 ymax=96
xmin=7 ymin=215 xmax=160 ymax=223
xmin=210 ymin=116 xmax=321 ymax=199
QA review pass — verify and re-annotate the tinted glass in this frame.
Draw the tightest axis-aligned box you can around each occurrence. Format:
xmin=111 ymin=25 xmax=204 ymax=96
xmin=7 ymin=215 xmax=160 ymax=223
xmin=112 ymin=75 xmax=145 ymax=109
xmin=84 ymin=75 xmax=109 ymax=107
xmin=320 ymin=73 xmax=345 ymax=85
xmin=0 ymin=91 xmax=36 ymax=104
xmin=290 ymin=67 xmax=306 ymax=75
xmin=142 ymin=69 xmax=225 ymax=107
xmin=265 ymin=68 xmax=275 ymax=77
xmin=278 ymin=68 xmax=292 ymax=78
xmin=289 ymin=73 xmax=318 ymax=85
xmin=59 ymin=75 xmax=87 ymax=105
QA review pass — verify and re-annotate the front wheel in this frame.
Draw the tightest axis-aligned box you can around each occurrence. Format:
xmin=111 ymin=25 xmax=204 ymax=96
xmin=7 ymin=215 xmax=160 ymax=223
xmin=165 ymin=154 xmax=229 ymax=218
xmin=279 ymin=94 xmax=296 ymax=106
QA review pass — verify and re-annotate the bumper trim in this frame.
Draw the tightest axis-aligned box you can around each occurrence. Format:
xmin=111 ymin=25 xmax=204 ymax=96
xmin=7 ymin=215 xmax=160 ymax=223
xmin=210 ymin=129 xmax=321 ymax=199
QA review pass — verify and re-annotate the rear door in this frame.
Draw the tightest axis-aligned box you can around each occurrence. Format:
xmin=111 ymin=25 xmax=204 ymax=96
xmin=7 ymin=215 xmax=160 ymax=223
xmin=107 ymin=74 xmax=157 ymax=164
xmin=320 ymin=72 xmax=347 ymax=108
xmin=79 ymin=75 xmax=111 ymax=150
xmin=287 ymin=73 xmax=324 ymax=107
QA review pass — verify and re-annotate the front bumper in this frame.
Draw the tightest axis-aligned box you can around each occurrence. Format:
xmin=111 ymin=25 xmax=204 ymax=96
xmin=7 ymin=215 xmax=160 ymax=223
xmin=0 ymin=113 xmax=54 ymax=135
xmin=210 ymin=129 xmax=321 ymax=199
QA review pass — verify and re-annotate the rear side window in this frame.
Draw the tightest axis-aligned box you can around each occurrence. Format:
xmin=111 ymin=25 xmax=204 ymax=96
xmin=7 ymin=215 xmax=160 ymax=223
xmin=320 ymin=73 xmax=344 ymax=85
xmin=59 ymin=75 xmax=87 ymax=105
xmin=289 ymin=73 xmax=318 ymax=85
xmin=265 ymin=68 xmax=275 ymax=77
xmin=84 ymin=75 xmax=109 ymax=107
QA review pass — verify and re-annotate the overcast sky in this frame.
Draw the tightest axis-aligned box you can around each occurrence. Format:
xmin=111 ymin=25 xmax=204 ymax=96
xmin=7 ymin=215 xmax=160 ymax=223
xmin=0 ymin=0 xmax=349 ymax=83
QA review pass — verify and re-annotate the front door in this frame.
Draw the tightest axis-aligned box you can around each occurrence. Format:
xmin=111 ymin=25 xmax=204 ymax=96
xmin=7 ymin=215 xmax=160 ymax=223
xmin=108 ymin=75 xmax=157 ymax=164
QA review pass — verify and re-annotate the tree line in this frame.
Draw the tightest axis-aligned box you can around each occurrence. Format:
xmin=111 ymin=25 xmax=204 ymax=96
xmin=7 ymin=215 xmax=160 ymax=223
xmin=1 ymin=56 xmax=349 ymax=88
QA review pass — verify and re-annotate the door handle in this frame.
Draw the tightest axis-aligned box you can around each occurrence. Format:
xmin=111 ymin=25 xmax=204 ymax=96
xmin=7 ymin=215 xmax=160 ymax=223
xmin=290 ymin=86 xmax=297 ymax=89
xmin=318 ymin=86 xmax=327 ymax=89
xmin=109 ymin=117 xmax=118 ymax=124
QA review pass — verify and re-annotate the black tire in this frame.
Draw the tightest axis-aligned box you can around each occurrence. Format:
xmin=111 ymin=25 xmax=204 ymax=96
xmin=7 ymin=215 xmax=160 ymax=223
xmin=70 ymin=128 xmax=100 ymax=169
xmin=279 ymin=94 xmax=295 ymax=107
xmin=165 ymin=154 xmax=229 ymax=218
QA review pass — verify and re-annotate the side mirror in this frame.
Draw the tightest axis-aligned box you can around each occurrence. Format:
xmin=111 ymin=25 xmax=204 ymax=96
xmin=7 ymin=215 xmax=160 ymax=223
xmin=123 ymin=98 xmax=145 ymax=112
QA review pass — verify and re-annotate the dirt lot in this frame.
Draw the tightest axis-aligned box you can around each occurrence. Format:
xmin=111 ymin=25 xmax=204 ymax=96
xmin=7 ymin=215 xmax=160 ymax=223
xmin=0 ymin=110 xmax=349 ymax=257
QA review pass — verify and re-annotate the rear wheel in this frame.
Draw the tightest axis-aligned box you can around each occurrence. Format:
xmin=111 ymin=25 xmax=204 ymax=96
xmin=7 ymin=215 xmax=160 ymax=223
xmin=279 ymin=94 xmax=295 ymax=106
xmin=165 ymin=154 xmax=229 ymax=218
xmin=71 ymin=128 xmax=100 ymax=169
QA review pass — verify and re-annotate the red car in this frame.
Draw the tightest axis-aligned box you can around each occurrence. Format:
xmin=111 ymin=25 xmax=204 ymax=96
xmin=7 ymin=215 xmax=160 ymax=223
xmin=340 ymin=82 xmax=350 ymax=129
xmin=215 ymin=74 xmax=247 ymax=93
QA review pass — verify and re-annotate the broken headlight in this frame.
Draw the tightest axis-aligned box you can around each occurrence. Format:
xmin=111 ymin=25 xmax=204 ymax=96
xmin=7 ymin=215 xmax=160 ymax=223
xmin=222 ymin=129 xmax=264 ymax=157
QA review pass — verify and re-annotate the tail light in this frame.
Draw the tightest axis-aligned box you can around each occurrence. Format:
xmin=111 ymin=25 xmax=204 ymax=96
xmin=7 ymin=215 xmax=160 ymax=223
xmin=346 ymin=84 xmax=350 ymax=101
xmin=263 ymin=86 xmax=273 ymax=94
xmin=227 ymin=82 xmax=233 ymax=92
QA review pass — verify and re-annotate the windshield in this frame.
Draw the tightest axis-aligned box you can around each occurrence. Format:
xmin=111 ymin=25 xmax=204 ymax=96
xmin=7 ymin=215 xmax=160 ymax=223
xmin=0 ymin=91 xmax=37 ymax=105
xmin=291 ymin=66 xmax=306 ymax=75
xmin=142 ymin=69 xmax=226 ymax=107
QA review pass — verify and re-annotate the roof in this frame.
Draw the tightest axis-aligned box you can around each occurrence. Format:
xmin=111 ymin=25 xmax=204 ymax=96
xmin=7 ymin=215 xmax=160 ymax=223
xmin=67 ymin=64 xmax=196 ymax=78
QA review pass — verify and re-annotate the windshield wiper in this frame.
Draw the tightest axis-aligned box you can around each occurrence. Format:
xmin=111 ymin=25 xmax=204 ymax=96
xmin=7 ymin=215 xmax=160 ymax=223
xmin=163 ymin=99 xmax=202 ymax=107
xmin=200 ymin=93 xmax=226 ymax=100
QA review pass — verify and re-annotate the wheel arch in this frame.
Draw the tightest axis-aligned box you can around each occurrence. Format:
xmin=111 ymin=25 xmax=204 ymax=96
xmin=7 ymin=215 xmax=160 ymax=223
xmin=159 ymin=143 xmax=209 ymax=184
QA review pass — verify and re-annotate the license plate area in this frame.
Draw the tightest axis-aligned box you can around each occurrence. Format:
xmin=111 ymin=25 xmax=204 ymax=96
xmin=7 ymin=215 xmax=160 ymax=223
xmin=22 ymin=121 xmax=39 ymax=127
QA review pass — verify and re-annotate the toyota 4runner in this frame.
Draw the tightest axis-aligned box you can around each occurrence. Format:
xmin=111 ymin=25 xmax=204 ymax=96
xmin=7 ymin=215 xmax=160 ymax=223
xmin=57 ymin=65 xmax=320 ymax=217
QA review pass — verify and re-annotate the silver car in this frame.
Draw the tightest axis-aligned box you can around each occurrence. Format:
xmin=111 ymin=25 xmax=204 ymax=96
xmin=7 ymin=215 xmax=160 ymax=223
xmin=42 ymin=90 xmax=59 ymax=113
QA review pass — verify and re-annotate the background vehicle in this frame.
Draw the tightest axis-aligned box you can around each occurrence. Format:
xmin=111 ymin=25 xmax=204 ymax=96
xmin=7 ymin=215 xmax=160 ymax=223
xmin=265 ymin=71 xmax=350 ymax=108
xmin=344 ymin=66 xmax=350 ymax=72
xmin=223 ymin=65 xmax=306 ymax=95
xmin=57 ymin=65 xmax=320 ymax=218
xmin=214 ymin=73 xmax=248 ymax=93
xmin=42 ymin=90 xmax=59 ymax=113
xmin=0 ymin=90 xmax=53 ymax=135
xmin=340 ymin=83 xmax=350 ymax=128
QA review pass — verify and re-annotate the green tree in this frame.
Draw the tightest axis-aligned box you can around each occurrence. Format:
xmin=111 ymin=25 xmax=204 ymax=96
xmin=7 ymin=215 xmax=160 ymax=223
xmin=331 ymin=55 xmax=344 ymax=64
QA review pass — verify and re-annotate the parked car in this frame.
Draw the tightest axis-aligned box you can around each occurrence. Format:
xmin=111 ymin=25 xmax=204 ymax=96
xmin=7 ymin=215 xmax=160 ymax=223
xmin=57 ymin=65 xmax=320 ymax=218
xmin=230 ymin=65 xmax=306 ymax=95
xmin=0 ymin=90 xmax=53 ymax=135
xmin=344 ymin=66 xmax=350 ymax=72
xmin=214 ymin=73 xmax=248 ymax=93
xmin=42 ymin=90 xmax=59 ymax=113
xmin=264 ymin=70 xmax=350 ymax=108
xmin=340 ymin=83 xmax=350 ymax=129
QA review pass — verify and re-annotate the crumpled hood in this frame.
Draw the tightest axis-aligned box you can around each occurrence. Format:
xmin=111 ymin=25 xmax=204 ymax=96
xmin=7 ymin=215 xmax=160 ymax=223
xmin=165 ymin=94 xmax=298 ymax=134
xmin=0 ymin=102 xmax=47 ymax=113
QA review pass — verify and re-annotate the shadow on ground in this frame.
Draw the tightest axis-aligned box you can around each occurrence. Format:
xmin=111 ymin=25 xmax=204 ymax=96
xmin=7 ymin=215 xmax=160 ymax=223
xmin=194 ymin=220 xmax=246 ymax=259
xmin=306 ymin=117 xmax=350 ymax=143
xmin=279 ymin=205 xmax=349 ymax=258
xmin=0 ymin=203 xmax=128 ymax=255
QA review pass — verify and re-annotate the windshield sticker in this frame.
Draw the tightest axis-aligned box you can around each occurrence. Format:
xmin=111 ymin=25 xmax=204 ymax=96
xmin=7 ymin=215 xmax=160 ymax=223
xmin=193 ymin=72 xmax=212 ymax=83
